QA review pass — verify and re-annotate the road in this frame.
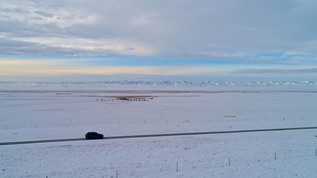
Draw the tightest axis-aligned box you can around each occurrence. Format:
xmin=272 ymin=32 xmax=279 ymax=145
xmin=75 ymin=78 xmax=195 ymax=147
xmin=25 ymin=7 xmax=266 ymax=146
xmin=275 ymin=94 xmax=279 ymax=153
xmin=1 ymin=126 xmax=317 ymax=146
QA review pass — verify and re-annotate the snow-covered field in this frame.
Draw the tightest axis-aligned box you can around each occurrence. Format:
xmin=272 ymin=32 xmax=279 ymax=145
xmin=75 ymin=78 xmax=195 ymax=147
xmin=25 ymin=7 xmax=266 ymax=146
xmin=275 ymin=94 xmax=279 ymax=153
xmin=1 ymin=84 xmax=317 ymax=177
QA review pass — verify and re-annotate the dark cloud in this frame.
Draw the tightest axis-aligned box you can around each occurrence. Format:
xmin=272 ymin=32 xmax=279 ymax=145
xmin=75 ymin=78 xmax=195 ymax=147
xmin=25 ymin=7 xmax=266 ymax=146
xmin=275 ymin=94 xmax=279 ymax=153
xmin=0 ymin=19 xmax=66 ymax=38
xmin=34 ymin=10 xmax=53 ymax=18
xmin=0 ymin=7 xmax=29 ymax=14
xmin=0 ymin=38 xmax=120 ymax=55
xmin=0 ymin=38 xmax=67 ymax=55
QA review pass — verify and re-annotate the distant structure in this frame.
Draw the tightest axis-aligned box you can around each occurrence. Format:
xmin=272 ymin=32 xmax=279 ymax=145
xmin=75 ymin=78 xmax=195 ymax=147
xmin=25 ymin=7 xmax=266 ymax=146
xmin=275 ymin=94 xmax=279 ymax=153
xmin=116 ymin=97 xmax=153 ymax=101
xmin=96 ymin=97 xmax=154 ymax=102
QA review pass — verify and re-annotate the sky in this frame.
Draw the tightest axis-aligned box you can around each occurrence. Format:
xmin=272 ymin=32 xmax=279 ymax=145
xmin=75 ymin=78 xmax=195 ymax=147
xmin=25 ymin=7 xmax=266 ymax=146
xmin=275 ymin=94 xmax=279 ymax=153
xmin=0 ymin=0 xmax=317 ymax=81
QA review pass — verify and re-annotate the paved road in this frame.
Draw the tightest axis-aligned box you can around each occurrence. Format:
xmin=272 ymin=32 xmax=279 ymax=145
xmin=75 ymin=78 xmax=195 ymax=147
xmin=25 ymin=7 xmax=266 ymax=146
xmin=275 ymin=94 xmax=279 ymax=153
xmin=1 ymin=126 xmax=317 ymax=146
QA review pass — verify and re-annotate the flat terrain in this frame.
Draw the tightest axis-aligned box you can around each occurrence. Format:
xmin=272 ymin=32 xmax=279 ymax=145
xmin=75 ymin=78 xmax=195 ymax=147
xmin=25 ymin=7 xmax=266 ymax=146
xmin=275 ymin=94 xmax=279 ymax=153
xmin=1 ymin=86 xmax=317 ymax=177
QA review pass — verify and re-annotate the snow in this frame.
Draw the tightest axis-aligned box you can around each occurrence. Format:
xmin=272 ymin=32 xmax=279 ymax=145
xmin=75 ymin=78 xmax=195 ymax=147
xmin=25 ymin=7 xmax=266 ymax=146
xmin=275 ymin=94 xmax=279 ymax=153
xmin=1 ymin=84 xmax=317 ymax=177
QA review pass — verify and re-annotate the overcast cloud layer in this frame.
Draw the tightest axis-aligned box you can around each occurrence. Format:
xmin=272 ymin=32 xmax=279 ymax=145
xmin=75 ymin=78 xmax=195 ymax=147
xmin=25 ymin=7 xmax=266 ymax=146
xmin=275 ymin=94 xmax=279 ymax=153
xmin=1 ymin=0 xmax=317 ymax=80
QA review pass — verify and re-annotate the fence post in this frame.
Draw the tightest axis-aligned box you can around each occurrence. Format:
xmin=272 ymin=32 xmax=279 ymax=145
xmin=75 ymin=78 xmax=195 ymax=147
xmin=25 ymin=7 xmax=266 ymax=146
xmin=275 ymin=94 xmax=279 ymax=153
xmin=176 ymin=162 xmax=179 ymax=172
xmin=274 ymin=152 xmax=276 ymax=160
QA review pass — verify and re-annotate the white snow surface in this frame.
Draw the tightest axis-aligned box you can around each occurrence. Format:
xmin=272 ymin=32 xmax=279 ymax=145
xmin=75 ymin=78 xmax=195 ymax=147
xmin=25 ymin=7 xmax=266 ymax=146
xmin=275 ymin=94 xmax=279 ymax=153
xmin=1 ymin=85 xmax=317 ymax=177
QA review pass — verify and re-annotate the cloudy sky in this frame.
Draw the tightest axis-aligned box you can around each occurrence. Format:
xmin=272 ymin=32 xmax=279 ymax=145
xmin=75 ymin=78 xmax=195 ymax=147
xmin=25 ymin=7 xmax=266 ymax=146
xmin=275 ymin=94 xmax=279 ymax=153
xmin=1 ymin=0 xmax=317 ymax=81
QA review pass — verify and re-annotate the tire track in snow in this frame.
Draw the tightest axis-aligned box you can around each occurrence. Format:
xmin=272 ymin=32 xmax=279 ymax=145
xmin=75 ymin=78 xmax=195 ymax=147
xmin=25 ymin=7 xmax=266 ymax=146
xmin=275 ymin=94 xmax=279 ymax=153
xmin=1 ymin=126 xmax=317 ymax=146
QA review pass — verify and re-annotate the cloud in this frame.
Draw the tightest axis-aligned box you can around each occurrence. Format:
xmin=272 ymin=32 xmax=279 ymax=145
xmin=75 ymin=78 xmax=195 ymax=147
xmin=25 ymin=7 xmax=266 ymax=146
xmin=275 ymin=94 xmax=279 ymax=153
xmin=0 ymin=0 xmax=317 ymax=67
xmin=0 ymin=57 xmax=315 ymax=81
xmin=0 ymin=37 xmax=154 ymax=56
xmin=234 ymin=68 xmax=317 ymax=77
xmin=0 ymin=59 xmax=224 ymax=76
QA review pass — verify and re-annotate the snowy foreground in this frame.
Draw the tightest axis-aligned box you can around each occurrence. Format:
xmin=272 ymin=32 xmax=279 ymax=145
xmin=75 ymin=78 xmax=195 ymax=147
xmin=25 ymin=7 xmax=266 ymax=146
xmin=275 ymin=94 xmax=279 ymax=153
xmin=1 ymin=84 xmax=317 ymax=177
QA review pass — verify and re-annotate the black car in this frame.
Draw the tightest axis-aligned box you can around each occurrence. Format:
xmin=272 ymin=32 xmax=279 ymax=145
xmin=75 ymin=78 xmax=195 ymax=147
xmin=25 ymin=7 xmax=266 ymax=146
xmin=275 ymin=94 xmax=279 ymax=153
xmin=85 ymin=132 xmax=104 ymax=139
